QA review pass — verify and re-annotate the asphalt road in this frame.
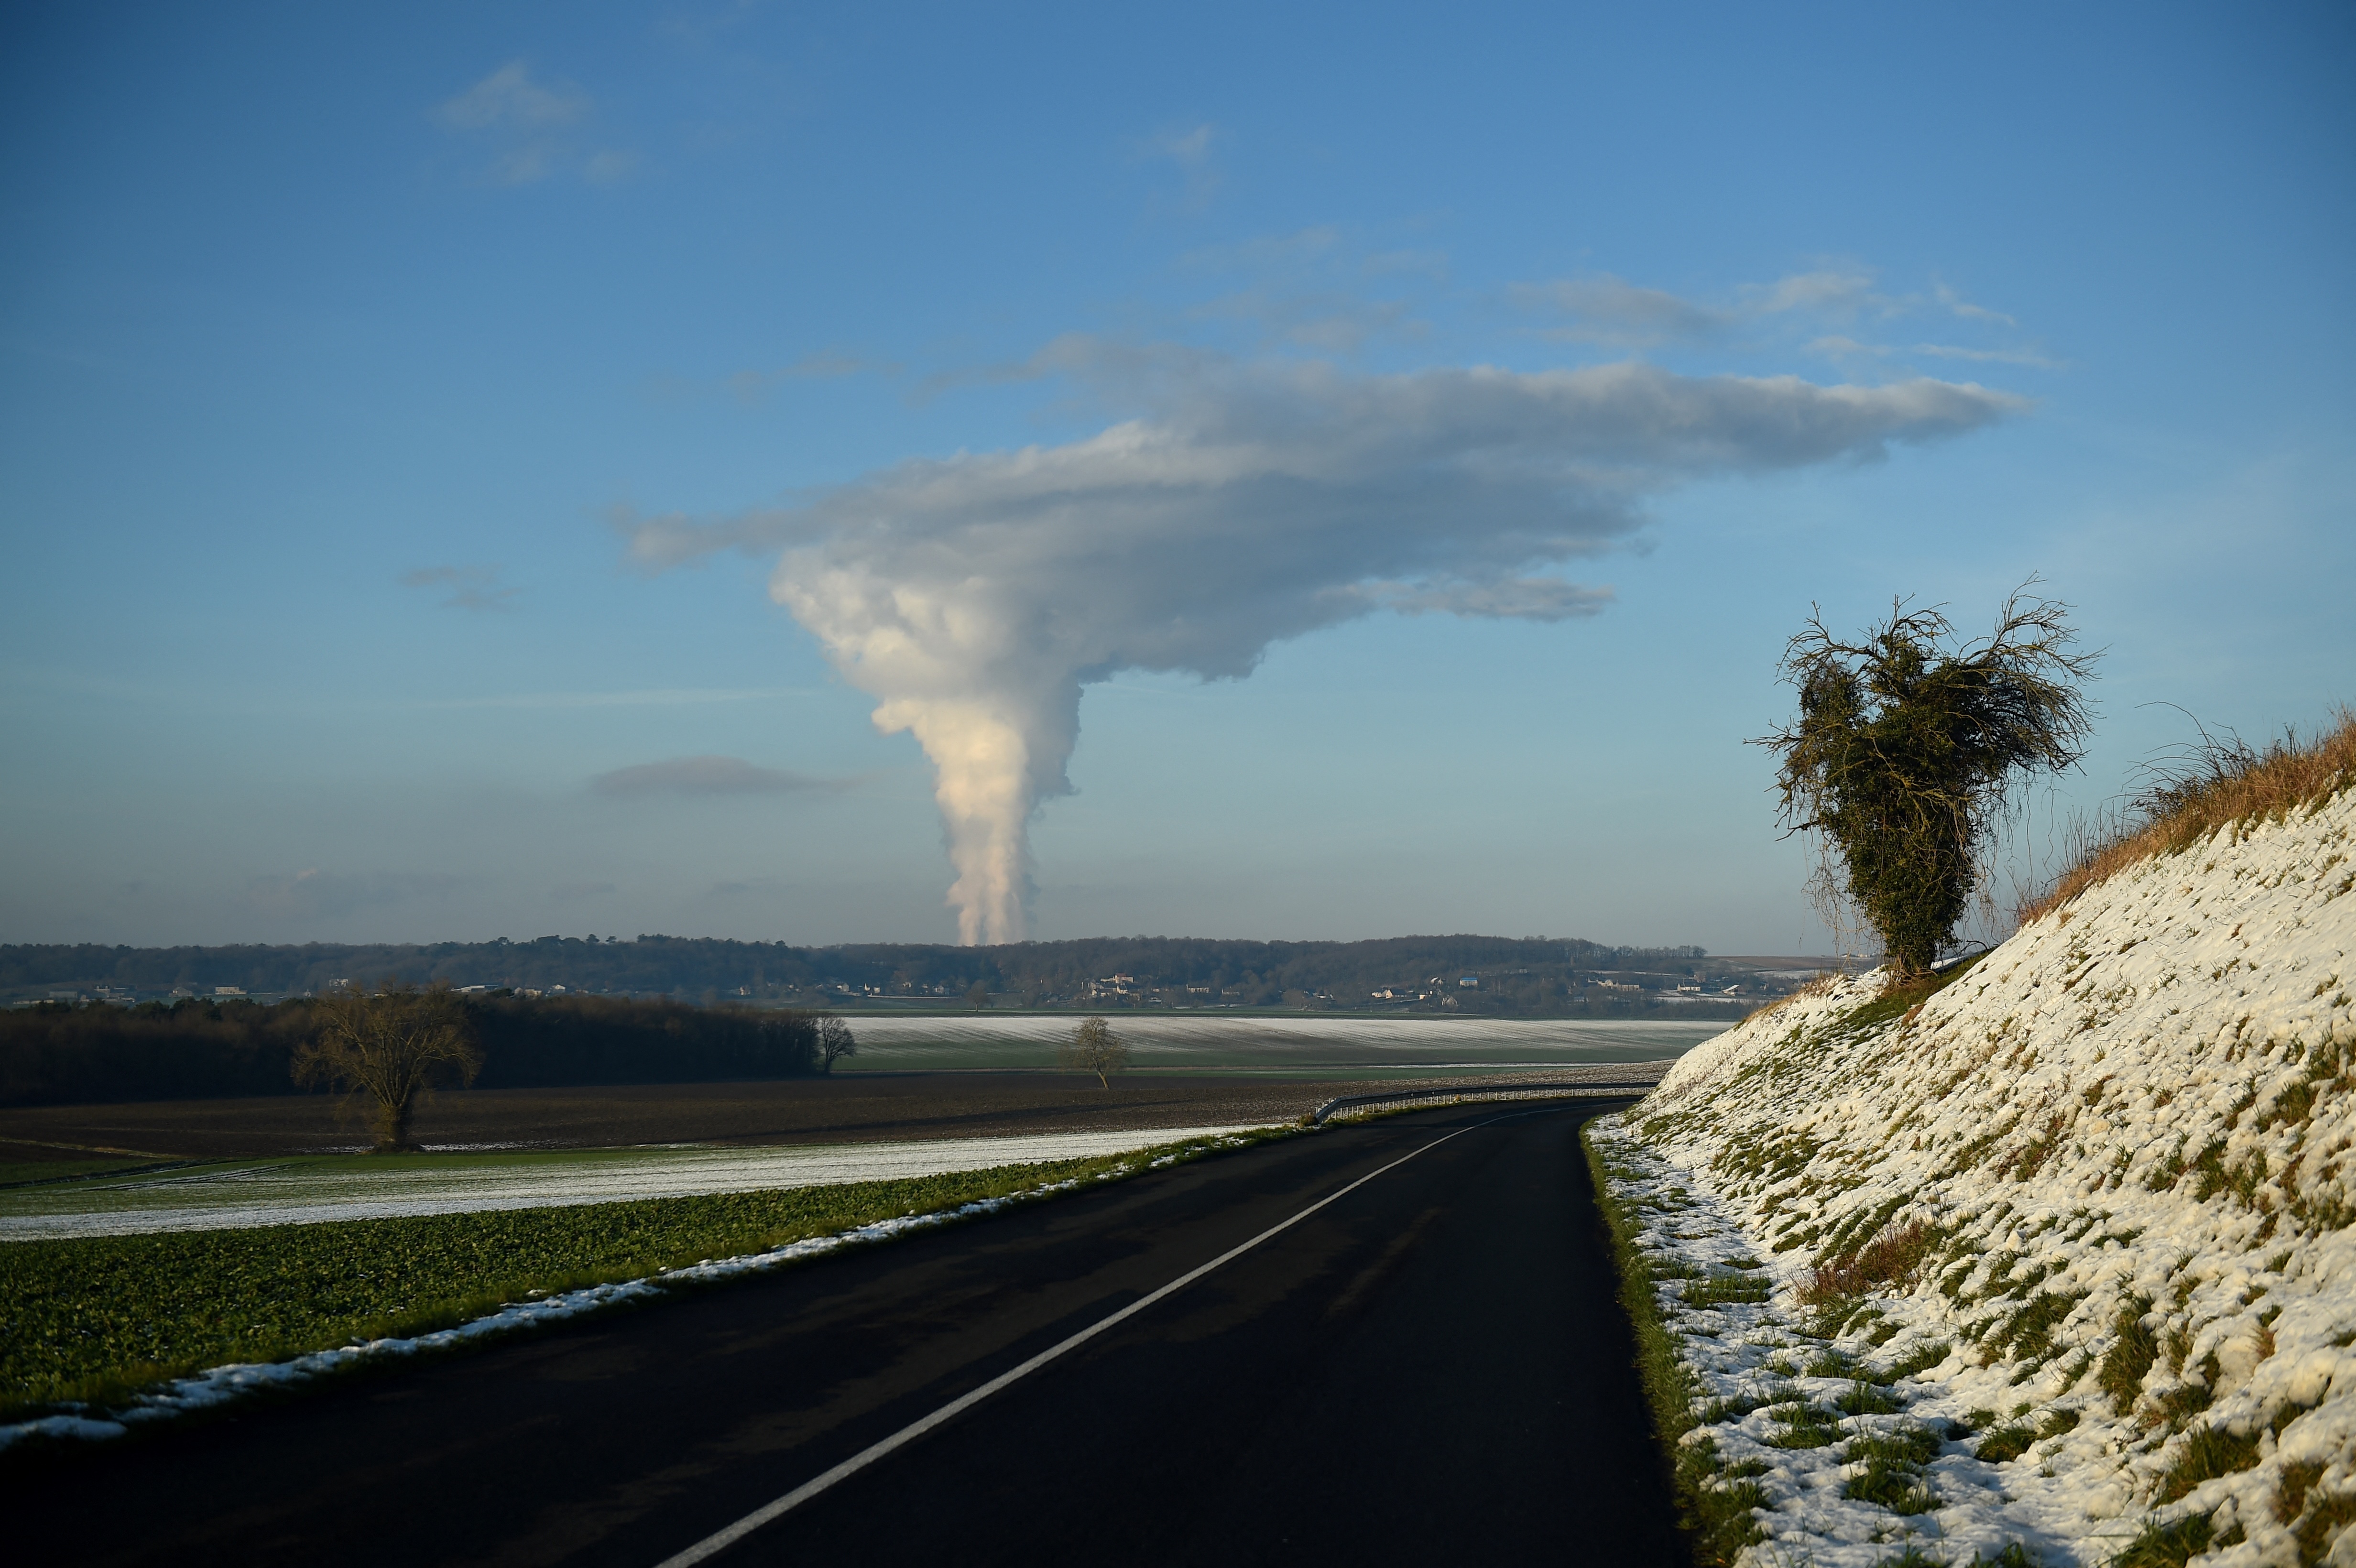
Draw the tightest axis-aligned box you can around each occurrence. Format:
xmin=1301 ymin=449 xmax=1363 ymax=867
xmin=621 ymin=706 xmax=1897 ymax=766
xmin=8 ymin=1100 xmax=1682 ymax=1566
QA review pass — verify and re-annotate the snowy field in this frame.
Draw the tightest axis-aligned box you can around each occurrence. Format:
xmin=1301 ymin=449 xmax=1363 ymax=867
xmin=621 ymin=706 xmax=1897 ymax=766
xmin=842 ymin=1013 xmax=1723 ymax=1070
xmin=1594 ymin=785 xmax=2356 ymax=1565
xmin=1 ymin=1131 xmax=1271 ymax=1453
xmin=0 ymin=1124 xmax=1263 ymax=1241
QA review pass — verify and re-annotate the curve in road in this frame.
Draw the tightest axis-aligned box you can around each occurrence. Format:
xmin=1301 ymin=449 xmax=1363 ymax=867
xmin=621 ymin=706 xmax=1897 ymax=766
xmin=9 ymin=1100 xmax=1683 ymax=1567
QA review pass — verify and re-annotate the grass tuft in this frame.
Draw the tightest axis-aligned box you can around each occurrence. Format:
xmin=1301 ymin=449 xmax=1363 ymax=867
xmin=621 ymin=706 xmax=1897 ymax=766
xmin=1843 ymin=1461 xmax=1938 ymax=1514
xmin=2018 ymin=705 xmax=2356 ymax=926
xmin=2292 ymin=1487 xmax=2356 ymax=1565
xmin=2155 ymin=1424 xmax=2261 ymax=1503
xmin=1802 ymin=1219 xmax=1939 ymax=1305
xmin=1834 ymin=1380 xmax=1905 ymax=1416
xmin=2107 ymin=1511 xmax=2214 ymax=1568
xmin=1766 ymin=1401 xmax=1843 ymax=1449
xmin=1974 ymin=1423 xmax=2036 ymax=1463
xmin=1674 ymin=1437 xmax=1771 ymax=1566
xmin=1681 ymin=1269 xmax=1776 ymax=1307
xmin=1843 ymin=1421 xmax=1943 ymax=1516
xmin=2098 ymin=1297 xmax=2158 ymax=1414
xmin=1887 ymin=1340 xmax=1951 ymax=1380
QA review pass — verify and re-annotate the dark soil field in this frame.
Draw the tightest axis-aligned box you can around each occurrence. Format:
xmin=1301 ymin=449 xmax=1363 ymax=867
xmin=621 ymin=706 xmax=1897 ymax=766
xmin=0 ymin=1063 xmax=1668 ymax=1166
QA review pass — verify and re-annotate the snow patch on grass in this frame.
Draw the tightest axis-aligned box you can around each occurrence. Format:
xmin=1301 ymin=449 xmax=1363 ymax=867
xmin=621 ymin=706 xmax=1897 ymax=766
xmin=0 ymin=1134 xmax=1265 ymax=1453
xmin=1594 ymin=785 xmax=2356 ymax=1566
xmin=0 ymin=1124 xmax=1266 ymax=1239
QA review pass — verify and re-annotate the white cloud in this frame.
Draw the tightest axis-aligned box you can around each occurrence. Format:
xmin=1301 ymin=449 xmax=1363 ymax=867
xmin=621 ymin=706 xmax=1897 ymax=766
xmin=434 ymin=62 xmax=589 ymax=131
xmin=400 ymin=564 xmax=516 ymax=611
xmin=1138 ymin=122 xmax=1223 ymax=210
xmin=1935 ymin=281 xmax=2018 ymax=327
xmin=1361 ymin=248 xmax=1450 ymax=281
xmin=1520 ymin=267 xmax=1890 ymax=345
xmin=1152 ymin=123 xmax=1216 ymax=169
xmin=1526 ymin=267 xmax=2057 ymax=370
xmin=583 ymin=149 xmax=643 ymax=185
xmin=726 ymin=352 xmax=869 ymax=403
xmin=1189 ymin=289 xmax=1418 ymax=353
xmin=432 ymin=62 xmax=634 ymax=187
xmin=1743 ymin=268 xmax=1885 ymax=317
xmin=1516 ymin=275 xmax=1731 ymax=347
xmin=589 ymin=756 xmax=848 ymax=797
xmin=1807 ymin=335 xmax=2061 ymax=370
xmin=1178 ymin=226 xmax=1342 ymax=272
xmin=627 ymin=343 xmax=2022 ymax=946
xmin=1909 ymin=342 xmax=2062 ymax=369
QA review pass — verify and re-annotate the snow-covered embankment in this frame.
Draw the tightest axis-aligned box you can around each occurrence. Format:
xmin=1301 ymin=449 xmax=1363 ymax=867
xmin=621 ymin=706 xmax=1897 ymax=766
xmin=1592 ymin=786 xmax=2356 ymax=1565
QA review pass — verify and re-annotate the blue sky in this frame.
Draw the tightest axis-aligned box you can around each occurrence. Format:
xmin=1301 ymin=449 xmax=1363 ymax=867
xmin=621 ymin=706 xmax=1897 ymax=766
xmin=3 ymin=0 xmax=2350 ymax=954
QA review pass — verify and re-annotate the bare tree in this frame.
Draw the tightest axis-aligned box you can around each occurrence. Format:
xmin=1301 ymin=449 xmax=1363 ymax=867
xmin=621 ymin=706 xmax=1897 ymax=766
xmin=292 ymin=980 xmax=481 ymax=1153
xmin=1060 ymin=1015 xmax=1130 ymax=1089
xmin=964 ymin=980 xmax=993 ymax=1010
xmin=815 ymin=1012 xmax=858 ymax=1074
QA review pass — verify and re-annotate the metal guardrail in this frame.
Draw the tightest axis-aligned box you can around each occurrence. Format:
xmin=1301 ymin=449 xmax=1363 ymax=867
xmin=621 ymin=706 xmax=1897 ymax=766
xmin=1309 ymin=1081 xmax=1658 ymax=1125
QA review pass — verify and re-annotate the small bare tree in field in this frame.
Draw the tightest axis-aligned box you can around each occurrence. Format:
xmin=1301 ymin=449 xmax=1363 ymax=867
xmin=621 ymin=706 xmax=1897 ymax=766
xmin=292 ymin=980 xmax=481 ymax=1152
xmin=815 ymin=1013 xmax=858 ymax=1074
xmin=1060 ymin=1015 xmax=1131 ymax=1089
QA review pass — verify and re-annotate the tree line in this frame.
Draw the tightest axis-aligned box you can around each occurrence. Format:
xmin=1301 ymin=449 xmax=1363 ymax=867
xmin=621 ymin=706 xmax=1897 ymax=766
xmin=3 ymin=933 xmax=1729 ymax=1011
xmin=0 ymin=991 xmax=852 ymax=1110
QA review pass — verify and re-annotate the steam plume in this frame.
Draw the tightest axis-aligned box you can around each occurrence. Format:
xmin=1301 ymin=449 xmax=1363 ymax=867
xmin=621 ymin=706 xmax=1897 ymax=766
xmin=632 ymin=347 xmax=2019 ymax=943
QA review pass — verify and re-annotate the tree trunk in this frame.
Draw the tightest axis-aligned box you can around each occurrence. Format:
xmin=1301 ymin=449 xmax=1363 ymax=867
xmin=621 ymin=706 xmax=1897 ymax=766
xmin=373 ymin=1091 xmax=416 ymax=1153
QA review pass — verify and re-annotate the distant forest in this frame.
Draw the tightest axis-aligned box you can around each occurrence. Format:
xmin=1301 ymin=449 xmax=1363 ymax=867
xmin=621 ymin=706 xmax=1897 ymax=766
xmin=1 ymin=934 xmax=1779 ymax=1018
xmin=0 ymin=993 xmax=828 ymax=1108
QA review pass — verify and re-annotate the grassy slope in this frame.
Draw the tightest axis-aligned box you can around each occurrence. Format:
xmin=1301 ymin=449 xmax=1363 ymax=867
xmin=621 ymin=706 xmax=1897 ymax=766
xmin=1593 ymin=778 xmax=2356 ymax=1566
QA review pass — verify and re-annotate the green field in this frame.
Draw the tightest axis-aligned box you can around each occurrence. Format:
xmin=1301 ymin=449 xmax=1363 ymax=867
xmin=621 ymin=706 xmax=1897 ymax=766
xmin=0 ymin=1158 xmax=183 ymax=1187
xmin=0 ymin=1130 xmax=1285 ymax=1422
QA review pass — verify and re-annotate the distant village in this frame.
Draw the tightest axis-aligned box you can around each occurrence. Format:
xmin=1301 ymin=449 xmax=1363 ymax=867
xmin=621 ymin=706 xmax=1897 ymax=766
xmin=8 ymin=937 xmax=1850 ymax=1018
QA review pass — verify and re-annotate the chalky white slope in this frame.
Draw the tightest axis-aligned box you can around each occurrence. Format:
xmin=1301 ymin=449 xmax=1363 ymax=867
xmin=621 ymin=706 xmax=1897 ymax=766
xmin=1593 ymin=786 xmax=2356 ymax=1567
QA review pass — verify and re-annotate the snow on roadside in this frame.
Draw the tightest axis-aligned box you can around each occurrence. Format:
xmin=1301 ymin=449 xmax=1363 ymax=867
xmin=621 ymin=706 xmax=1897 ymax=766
xmin=1592 ymin=785 xmax=2356 ymax=1566
xmin=0 ymin=1133 xmax=1268 ymax=1454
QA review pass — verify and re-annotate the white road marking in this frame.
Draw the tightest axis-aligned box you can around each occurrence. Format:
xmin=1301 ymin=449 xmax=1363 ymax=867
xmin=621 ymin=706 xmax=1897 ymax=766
xmin=651 ymin=1110 xmax=1564 ymax=1567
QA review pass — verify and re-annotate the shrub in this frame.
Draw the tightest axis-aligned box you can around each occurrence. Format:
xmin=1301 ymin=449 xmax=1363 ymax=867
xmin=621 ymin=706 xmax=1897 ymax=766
xmin=1756 ymin=588 xmax=2097 ymax=977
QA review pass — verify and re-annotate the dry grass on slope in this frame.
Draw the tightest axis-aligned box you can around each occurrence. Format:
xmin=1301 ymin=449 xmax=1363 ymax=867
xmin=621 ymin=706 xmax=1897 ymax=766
xmin=2018 ymin=704 xmax=2356 ymax=928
